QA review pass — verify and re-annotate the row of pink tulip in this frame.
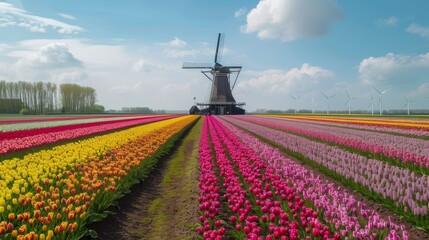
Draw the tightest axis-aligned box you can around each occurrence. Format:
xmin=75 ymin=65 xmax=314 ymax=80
xmin=198 ymin=116 xmax=407 ymax=239
xmin=221 ymin=116 xmax=429 ymax=219
xmin=197 ymin=117 xmax=224 ymax=239
xmin=218 ymin=117 xmax=408 ymax=239
xmin=0 ymin=115 xmax=176 ymax=155
xmin=237 ymin=116 xmax=429 ymax=168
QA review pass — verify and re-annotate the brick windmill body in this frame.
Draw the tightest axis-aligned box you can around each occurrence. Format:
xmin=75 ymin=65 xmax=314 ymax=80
xmin=183 ymin=33 xmax=245 ymax=115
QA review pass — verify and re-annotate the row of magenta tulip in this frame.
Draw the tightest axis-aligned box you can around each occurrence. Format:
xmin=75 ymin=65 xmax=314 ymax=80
xmin=197 ymin=116 xmax=407 ymax=239
xmin=0 ymin=116 xmax=197 ymax=239
xmin=238 ymin=116 xmax=429 ymax=169
xmin=0 ymin=115 xmax=176 ymax=155
xmin=221 ymin=116 xmax=429 ymax=230
xmin=0 ymin=115 xmax=144 ymax=132
xmin=274 ymin=116 xmax=429 ymax=137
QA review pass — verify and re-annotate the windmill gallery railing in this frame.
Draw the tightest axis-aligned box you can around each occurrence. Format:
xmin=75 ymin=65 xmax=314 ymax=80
xmin=196 ymin=102 xmax=245 ymax=115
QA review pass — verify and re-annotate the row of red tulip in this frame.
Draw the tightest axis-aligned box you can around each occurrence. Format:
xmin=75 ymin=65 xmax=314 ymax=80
xmin=0 ymin=115 xmax=122 ymax=125
xmin=0 ymin=115 xmax=177 ymax=155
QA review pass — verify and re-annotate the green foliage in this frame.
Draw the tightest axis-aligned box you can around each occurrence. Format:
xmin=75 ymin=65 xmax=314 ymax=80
xmin=19 ymin=108 xmax=29 ymax=115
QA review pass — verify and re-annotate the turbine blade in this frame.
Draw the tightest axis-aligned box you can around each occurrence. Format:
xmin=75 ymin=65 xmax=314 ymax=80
xmin=373 ymin=88 xmax=382 ymax=95
xmin=382 ymin=88 xmax=390 ymax=94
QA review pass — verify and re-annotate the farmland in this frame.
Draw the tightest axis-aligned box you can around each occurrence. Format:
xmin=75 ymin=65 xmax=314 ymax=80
xmin=0 ymin=114 xmax=429 ymax=239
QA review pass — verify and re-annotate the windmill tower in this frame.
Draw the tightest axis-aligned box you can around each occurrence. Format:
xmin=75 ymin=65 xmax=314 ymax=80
xmin=182 ymin=33 xmax=245 ymax=115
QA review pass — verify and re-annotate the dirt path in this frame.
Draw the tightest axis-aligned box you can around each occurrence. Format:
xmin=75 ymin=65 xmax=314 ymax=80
xmin=82 ymin=118 xmax=202 ymax=240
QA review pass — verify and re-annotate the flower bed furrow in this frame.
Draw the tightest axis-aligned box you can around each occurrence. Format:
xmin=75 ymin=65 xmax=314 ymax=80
xmin=237 ymin=116 xmax=429 ymax=168
xmin=218 ymin=116 xmax=408 ymax=239
xmin=0 ymin=115 xmax=177 ymax=155
xmin=0 ymin=115 xmax=197 ymax=239
xmin=221 ymin=116 xmax=429 ymax=232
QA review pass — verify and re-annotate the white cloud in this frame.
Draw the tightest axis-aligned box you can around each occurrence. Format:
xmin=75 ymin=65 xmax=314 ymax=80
xmin=161 ymin=82 xmax=191 ymax=94
xmin=109 ymin=81 xmax=143 ymax=94
xmin=0 ymin=44 xmax=10 ymax=52
xmin=407 ymin=23 xmax=429 ymax=39
xmin=57 ymin=13 xmax=76 ymax=20
xmin=237 ymin=63 xmax=334 ymax=94
xmin=408 ymin=83 xmax=429 ymax=97
xmin=158 ymin=37 xmax=188 ymax=48
xmin=132 ymin=59 xmax=160 ymax=72
xmin=377 ymin=16 xmax=399 ymax=26
xmin=359 ymin=52 xmax=429 ymax=85
xmin=54 ymin=70 xmax=88 ymax=83
xmin=234 ymin=8 xmax=247 ymax=18
xmin=17 ymin=42 xmax=82 ymax=69
xmin=164 ymin=48 xmax=200 ymax=58
xmin=0 ymin=2 xmax=83 ymax=34
xmin=242 ymin=0 xmax=343 ymax=41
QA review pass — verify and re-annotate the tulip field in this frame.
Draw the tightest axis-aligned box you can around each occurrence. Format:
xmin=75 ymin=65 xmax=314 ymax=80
xmin=1 ymin=114 xmax=429 ymax=239
xmin=0 ymin=114 xmax=198 ymax=239
xmin=197 ymin=115 xmax=429 ymax=240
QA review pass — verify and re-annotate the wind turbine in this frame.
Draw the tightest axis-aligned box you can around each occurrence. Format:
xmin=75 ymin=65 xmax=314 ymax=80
xmin=345 ymin=91 xmax=358 ymax=115
xmin=367 ymin=92 xmax=375 ymax=115
xmin=403 ymin=96 xmax=417 ymax=115
xmin=322 ymin=92 xmax=335 ymax=115
xmin=374 ymin=88 xmax=390 ymax=115
xmin=290 ymin=94 xmax=302 ymax=114
xmin=311 ymin=96 xmax=316 ymax=114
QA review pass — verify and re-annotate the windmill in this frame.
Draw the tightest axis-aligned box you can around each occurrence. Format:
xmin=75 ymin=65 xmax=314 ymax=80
xmin=182 ymin=33 xmax=245 ymax=115
xmin=322 ymin=92 xmax=335 ymax=114
xmin=374 ymin=88 xmax=390 ymax=115
xmin=290 ymin=94 xmax=302 ymax=114
xmin=403 ymin=96 xmax=416 ymax=115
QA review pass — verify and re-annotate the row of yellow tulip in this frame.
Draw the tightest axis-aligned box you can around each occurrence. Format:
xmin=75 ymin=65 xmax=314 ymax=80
xmin=271 ymin=115 xmax=429 ymax=130
xmin=0 ymin=115 xmax=197 ymax=239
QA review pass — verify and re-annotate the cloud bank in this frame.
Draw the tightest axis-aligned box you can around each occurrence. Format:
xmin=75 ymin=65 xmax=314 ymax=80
xmin=242 ymin=0 xmax=343 ymax=41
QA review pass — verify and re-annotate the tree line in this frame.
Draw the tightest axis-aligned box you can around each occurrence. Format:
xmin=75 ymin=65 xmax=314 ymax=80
xmin=121 ymin=107 xmax=166 ymax=114
xmin=0 ymin=81 xmax=99 ymax=114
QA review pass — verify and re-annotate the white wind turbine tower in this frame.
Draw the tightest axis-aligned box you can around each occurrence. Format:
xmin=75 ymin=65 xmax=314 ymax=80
xmin=322 ymin=92 xmax=335 ymax=115
xmin=290 ymin=94 xmax=302 ymax=114
xmin=345 ymin=91 xmax=358 ymax=115
xmin=403 ymin=96 xmax=417 ymax=115
xmin=374 ymin=88 xmax=390 ymax=115
xmin=368 ymin=92 xmax=375 ymax=115
xmin=311 ymin=96 xmax=316 ymax=114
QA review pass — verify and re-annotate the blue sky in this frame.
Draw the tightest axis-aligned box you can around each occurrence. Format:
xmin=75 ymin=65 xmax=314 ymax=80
xmin=1 ymin=0 xmax=429 ymax=112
